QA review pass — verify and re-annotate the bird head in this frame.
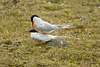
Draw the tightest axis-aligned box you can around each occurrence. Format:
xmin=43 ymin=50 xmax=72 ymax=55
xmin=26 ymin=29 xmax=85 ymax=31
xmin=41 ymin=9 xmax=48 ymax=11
xmin=26 ymin=29 xmax=38 ymax=34
xmin=31 ymin=15 xmax=39 ymax=27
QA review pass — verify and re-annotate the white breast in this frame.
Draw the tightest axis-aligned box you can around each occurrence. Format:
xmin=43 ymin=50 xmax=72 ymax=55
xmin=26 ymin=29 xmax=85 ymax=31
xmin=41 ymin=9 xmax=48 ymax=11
xmin=30 ymin=33 xmax=56 ymax=42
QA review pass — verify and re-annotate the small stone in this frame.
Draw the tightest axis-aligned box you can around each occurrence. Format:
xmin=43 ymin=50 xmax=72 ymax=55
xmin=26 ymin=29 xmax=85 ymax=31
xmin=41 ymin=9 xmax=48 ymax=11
xmin=91 ymin=22 xmax=94 ymax=23
xmin=0 ymin=43 xmax=5 ymax=46
xmin=44 ymin=39 xmax=71 ymax=47
xmin=98 ymin=6 xmax=100 ymax=8
xmin=61 ymin=3 xmax=64 ymax=5
xmin=1 ymin=52 xmax=7 ymax=54
xmin=48 ymin=2 xmax=51 ymax=4
xmin=80 ymin=17 xmax=85 ymax=20
xmin=11 ymin=41 xmax=21 ymax=45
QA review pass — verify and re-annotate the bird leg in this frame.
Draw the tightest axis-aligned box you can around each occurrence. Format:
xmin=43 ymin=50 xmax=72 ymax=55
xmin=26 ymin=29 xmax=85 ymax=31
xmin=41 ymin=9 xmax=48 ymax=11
xmin=42 ymin=33 xmax=47 ymax=35
xmin=38 ymin=42 xmax=44 ymax=46
xmin=41 ymin=42 xmax=43 ymax=45
xmin=38 ymin=42 xmax=41 ymax=46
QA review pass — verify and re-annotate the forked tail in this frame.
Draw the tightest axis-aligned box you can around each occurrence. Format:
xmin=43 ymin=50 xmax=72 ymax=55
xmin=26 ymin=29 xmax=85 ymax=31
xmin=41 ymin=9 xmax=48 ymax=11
xmin=54 ymin=24 xmax=73 ymax=30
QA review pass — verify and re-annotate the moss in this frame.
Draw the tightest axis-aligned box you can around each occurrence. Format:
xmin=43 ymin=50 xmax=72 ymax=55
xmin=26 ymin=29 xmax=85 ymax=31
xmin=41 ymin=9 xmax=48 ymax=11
xmin=43 ymin=3 xmax=64 ymax=10
xmin=46 ymin=0 xmax=64 ymax=3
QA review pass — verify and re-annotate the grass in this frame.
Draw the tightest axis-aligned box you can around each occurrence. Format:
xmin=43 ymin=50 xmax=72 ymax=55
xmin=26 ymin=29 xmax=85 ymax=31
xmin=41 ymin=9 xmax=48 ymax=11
xmin=0 ymin=0 xmax=100 ymax=67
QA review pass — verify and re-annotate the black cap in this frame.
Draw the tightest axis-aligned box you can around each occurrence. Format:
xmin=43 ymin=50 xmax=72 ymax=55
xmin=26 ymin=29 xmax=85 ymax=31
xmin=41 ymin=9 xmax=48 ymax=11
xmin=29 ymin=29 xmax=38 ymax=33
xmin=31 ymin=15 xmax=39 ymax=22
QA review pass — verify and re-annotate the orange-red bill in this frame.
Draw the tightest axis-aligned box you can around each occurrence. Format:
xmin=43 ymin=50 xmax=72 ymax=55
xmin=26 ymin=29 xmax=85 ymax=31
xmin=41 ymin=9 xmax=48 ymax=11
xmin=25 ymin=31 xmax=31 ymax=34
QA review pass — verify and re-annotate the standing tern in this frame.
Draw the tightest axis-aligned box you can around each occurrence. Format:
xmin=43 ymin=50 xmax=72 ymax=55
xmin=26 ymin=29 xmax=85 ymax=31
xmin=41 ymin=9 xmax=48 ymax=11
xmin=26 ymin=29 xmax=70 ymax=45
xmin=31 ymin=15 xmax=72 ymax=34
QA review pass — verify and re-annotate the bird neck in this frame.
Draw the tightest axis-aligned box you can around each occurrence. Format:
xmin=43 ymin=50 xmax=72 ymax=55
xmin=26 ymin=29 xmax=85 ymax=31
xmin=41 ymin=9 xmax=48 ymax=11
xmin=33 ymin=17 xmax=43 ymax=24
xmin=31 ymin=33 xmax=38 ymax=38
xmin=31 ymin=33 xmax=38 ymax=35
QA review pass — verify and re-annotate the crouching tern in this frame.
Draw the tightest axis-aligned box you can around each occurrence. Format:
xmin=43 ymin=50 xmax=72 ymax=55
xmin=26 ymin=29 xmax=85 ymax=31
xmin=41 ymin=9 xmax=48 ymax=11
xmin=26 ymin=29 xmax=70 ymax=45
xmin=31 ymin=15 xmax=72 ymax=34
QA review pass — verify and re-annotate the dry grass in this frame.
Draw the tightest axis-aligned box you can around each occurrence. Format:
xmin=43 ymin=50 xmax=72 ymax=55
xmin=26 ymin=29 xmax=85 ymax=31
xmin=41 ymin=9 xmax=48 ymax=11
xmin=0 ymin=0 xmax=100 ymax=67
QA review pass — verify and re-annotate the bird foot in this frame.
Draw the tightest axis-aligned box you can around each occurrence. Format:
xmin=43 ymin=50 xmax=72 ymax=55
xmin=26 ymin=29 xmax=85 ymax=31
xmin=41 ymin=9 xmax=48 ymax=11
xmin=42 ymin=33 xmax=47 ymax=35
xmin=37 ymin=42 xmax=44 ymax=46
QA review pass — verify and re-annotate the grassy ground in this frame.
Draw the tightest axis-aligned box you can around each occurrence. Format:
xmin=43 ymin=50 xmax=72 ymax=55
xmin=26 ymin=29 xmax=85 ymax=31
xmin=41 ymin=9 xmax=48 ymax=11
xmin=0 ymin=0 xmax=100 ymax=67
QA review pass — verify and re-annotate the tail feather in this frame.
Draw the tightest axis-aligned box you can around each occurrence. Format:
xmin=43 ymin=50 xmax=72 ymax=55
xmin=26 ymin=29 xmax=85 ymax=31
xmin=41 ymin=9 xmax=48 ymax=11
xmin=61 ymin=24 xmax=72 ymax=28
xmin=56 ymin=36 xmax=71 ymax=38
xmin=48 ymin=35 xmax=70 ymax=39
xmin=52 ymin=36 xmax=71 ymax=39
xmin=59 ymin=24 xmax=73 ymax=28
xmin=54 ymin=24 xmax=73 ymax=30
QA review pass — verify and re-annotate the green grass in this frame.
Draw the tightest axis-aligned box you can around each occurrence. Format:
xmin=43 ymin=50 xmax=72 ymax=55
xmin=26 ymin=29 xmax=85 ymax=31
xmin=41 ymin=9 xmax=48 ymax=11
xmin=0 ymin=0 xmax=100 ymax=67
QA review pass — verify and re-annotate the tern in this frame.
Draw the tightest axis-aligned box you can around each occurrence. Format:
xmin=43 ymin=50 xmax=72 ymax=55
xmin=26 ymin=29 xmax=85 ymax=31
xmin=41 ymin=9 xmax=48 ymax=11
xmin=26 ymin=29 xmax=70 ymax=45
xmin=31 ymin=15 xmax=72 ymax=34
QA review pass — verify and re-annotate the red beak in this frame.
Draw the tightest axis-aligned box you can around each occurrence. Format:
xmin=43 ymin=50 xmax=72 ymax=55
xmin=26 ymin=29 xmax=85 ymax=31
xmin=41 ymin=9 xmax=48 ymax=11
xmin=32 ymin=22 xmax=34 ymax=27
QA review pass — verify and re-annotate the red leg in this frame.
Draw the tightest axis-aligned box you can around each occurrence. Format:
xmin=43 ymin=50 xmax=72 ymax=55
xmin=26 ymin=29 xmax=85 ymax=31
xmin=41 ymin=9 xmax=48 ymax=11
xmin=38 ymin=42 xmax=43 ymax=46
xmin=37 ymin=42 xmax=44 ymax=46
xmin=42 ymin=33 xmax=47 ymax=35
xmin=42 ymin=42 xmax=43 ymax=45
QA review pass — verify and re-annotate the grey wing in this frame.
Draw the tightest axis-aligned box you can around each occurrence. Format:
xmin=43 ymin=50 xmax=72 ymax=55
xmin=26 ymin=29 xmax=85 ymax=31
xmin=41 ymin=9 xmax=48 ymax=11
xmin=38 ymin=34 xmax=52 ymax=42
xmin=37 ymin=22 xmax=55 ymax=33
xmin=51 ymin=24 xmax=72 ymax=30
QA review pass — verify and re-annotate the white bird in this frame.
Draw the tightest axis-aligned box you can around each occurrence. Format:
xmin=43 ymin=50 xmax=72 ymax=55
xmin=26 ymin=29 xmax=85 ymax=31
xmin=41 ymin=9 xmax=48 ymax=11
xmin=26 ymin=29 xmax=70 ymax=45
xmin=31 ymin=15 xmax=72 ymax=34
